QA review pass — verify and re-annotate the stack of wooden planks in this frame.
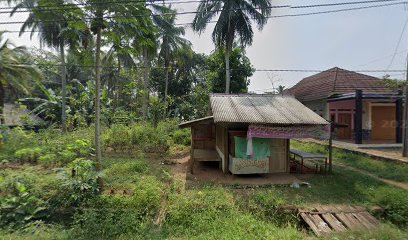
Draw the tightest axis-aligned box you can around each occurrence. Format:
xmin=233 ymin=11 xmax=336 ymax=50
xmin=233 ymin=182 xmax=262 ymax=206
xmin=299 ymin=205 xmax=380 ymax=236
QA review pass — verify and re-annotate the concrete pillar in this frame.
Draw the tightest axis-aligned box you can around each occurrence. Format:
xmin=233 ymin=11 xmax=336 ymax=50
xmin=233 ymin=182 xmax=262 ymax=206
xmin=396 ymin=90 xmax=403 ymax=143
xmin=355 ymin=90 xmax=363 ymax=144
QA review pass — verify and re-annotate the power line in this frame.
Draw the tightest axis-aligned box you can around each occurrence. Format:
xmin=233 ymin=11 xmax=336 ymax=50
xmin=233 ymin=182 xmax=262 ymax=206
xmin=0 ymin=1 xmax=405 ymax=27
xmin=386 ymin=15 xmax=408 ymax=71
xmin=11 ymin=62 xmax=408 ymax=72
xmin=0 ymin=0 xmax=399 ymax=12
xmin=0 ymin=0 xmax=224 ymax=14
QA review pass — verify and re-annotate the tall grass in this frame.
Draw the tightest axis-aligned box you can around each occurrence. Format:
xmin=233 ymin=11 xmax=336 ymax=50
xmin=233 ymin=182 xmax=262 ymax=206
xmin=291 ymin=140 xmax=408 ymax=183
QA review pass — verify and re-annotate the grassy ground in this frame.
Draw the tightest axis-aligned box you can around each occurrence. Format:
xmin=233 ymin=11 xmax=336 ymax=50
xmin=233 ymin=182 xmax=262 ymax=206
xmin=291 ymin=140 xmax=408 ymax=184
xmin=1 ymin=149 xmax=408 ymax=240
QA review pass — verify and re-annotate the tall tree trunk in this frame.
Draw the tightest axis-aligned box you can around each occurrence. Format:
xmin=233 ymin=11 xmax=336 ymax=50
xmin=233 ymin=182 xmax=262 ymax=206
xmin=95 ymin=25 xmax=103 ymax=189
xmin=142 ymin=47 xmax=149 ymax=122
xmin=225 ymin=46 xmax=231 ymax=94
xmin=0 ymin=81 xmax=4 ymax=125
xmin=60 ymin=42 xmax=67 ymax=132
xmin=164 ymin=61 xmax=169 ymax=118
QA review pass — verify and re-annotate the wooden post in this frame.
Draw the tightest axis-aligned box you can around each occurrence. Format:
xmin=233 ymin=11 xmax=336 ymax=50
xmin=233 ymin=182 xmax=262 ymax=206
xmin=396 ymin=90 xmax=403 ymax=143
xmin=329 ymin=122 xmax=333 ymax=173
xmin=190 ymin=127 xmax=194 ymax=174
xmin=355 ymin=90 xmax=363 ymax=144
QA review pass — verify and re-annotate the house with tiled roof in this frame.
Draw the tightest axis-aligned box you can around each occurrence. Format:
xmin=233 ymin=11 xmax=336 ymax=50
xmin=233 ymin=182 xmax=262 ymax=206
xmin=286 ymin=67 xmax=403 ymax=144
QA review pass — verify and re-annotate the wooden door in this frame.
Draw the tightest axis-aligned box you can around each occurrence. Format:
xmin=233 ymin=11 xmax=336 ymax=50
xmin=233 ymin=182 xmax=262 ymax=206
xmin=337 ymin=113 xmax=352 ymax=139
xmin=372 ymin=106 xmax=396 ymax=140
xmin=269 ymin=139 xmax=287 ymax=173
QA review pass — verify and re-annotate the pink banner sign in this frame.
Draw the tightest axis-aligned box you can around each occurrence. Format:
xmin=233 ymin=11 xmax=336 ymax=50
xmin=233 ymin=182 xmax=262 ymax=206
xmin=247 ymin=125 xmax=330 ymax=140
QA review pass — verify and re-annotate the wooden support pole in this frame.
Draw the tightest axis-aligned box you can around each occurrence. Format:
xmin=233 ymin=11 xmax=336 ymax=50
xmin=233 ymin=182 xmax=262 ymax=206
xmin=354 ymin=90 xmax=363 ymax=144
xmin=396 ymin=90 xmax=403 ymax=143
xmin=329 ymin=122 xmax=333 ymax=173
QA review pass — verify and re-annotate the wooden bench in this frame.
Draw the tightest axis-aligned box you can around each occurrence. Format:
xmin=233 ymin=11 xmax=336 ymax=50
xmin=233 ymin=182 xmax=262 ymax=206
xmin=290 ymin=149 xmax=328 ymax=174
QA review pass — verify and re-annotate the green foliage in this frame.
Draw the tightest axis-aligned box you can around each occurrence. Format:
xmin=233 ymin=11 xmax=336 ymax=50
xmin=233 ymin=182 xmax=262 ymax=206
xmin=246 ymin=190 xmax=298 ymax=226
xmin=165 ymin=188 xmax=235 ymax=232
xmin=103 ymin=158 xmax=148 ymax=188
xmin=206 ymin=48 xmax=254 ymax=93
xmin=370 ymin=187 xmax=408 ymax=227
xmin=321 ymin=224 xmax=408 ymax=240
xmin=291 ymin=140 xmax=408 ymax=183
xmin=171 ymin=129 xmax=191 ymax=146
xmin=38 ymin=154 xmax=58 ymax=166
xmin=0 ymin=127 xmax=35 ymax=158
xmin=53 ymin=159 xmax=100 ymax=208
xmin=165 ymin=188 xmax=301 ymax=239
xmin=0 ymin=183 xmax=47 ymax=228
xmin=71 ymin=176 xmax=162 ymax=239
xmin=103 ymin=123 xmax=170 ymax=153
xmin=14 ymin=147 xmax=44 ymax=163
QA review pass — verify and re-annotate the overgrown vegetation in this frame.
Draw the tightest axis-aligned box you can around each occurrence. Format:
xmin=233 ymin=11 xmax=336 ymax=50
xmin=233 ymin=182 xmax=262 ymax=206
xmin=1 ymin=127 xmax=408 ymax=239
xmin=291 ymin=140 xmax=408 ymax=183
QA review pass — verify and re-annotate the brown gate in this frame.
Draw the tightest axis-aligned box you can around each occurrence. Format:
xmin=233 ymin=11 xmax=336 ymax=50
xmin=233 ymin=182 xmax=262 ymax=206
xmin=371 ymin=106 xmax=396 ymax=140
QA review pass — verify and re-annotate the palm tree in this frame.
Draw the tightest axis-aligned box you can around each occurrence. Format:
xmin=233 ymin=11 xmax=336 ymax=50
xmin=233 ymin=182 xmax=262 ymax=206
xmin=8 ymin=0 xmax=82 ymax=131
xmin=0 ymin=32 xmax=41 ymax=124
xmin=157 ymin=6 xmax=191 ymax=116
xmin=277 ymin=85 xmax=285 ymax=94
xmin=192 ymin=0 xmax=272 ymax=93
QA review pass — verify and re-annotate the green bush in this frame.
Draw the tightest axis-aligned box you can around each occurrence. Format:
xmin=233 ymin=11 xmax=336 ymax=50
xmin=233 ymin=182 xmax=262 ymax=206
xmin=171 ymin=129 xmax=191 ymax=146
xmin=38 ymin=154 xmax=58 ymax=166
xmin=14 ymin=147 xmax=44 ymax=163
xmin=71 ymin=177 xmax=162 ymax=239
xmin=371 ymin=187 xmax=408 ymax=227
xmin=51 ymin=159 xmax=100 ymax=209
xmin=103 ymin=123 xmax=170 ymax=153
xmin=1 ymin=127 xmax=36 ymax=156
xmin=0 ymin=182 xmax=48 ymax=228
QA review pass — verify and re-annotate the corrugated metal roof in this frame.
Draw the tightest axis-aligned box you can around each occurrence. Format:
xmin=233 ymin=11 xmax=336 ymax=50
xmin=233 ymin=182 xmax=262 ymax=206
xmin=179 ymin=116 xmax=214 ymax=128
xmin=210 ymin=94 xmax=329 ymax=125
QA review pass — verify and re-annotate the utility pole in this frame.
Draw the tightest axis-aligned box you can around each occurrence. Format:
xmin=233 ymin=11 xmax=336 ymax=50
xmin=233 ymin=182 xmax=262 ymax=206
xmin=403 ymin=56 xmax=408 ymax=157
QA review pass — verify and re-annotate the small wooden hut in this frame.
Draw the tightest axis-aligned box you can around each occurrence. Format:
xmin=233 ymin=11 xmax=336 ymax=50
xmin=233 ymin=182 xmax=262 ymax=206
xmin=179 ymin=94 xmax=330 ymax=174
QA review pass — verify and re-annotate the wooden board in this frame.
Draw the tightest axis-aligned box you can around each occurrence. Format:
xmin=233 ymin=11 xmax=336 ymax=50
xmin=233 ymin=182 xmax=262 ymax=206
xmin=192 ymin=149 xmax=221 ymax=161
xmin=299 ymin=205 xmax=380 ymax=236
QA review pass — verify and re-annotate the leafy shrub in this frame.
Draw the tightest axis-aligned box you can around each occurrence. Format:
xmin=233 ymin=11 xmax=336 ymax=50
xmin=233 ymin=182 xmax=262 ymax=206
xmin=0 ymin=168 xmax=60 ymax=202
xmin=58 ymin=149 xmax=77 ymax=164
xmin=103 ymin=124 xmax=131 ymax=152
xmin=104 ymin=123 xmax=169 ymax=153
xmin=52 ymin=159 xmax=100 ymax=208
xmin=14 ymin=147 xmax=44 ymax=163
xmin=71 ymin=176 xmax=162 ymax=239
xmin=66 ymin=140 xmax=94 ymax=157
xmin=371 ymin=187 xmax=408 ymax=227
xmin=0 ymin=182 xmax=47 ymax=228
xmin=1 ymin=127 xmax=36 ymax=155
xmin=38 ymin=154 xmax=58 ymax=166
xmin=171 ymin=129 xmax=191 ymax=146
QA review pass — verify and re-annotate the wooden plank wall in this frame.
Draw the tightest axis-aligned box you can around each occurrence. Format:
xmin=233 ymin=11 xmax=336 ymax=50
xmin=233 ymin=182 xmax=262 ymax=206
xmin=192 ymin=124 xmax=216 ymax=150
xmin=215 ymin=125 xmax=229 ymax=173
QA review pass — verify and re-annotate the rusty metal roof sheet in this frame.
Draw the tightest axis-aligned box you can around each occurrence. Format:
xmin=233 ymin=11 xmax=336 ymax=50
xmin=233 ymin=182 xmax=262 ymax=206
xmin=210 ymin=94 xmax=328 ymax=125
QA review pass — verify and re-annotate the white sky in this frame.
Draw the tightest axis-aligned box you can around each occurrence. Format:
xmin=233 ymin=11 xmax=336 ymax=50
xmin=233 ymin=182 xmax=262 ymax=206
xmin=1 ymin=0 xmax=408 ymax=92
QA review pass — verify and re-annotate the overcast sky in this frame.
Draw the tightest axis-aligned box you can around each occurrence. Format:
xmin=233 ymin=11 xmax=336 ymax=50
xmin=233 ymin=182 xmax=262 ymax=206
xmin=1 ymin=0 xmax=408 ymax=92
